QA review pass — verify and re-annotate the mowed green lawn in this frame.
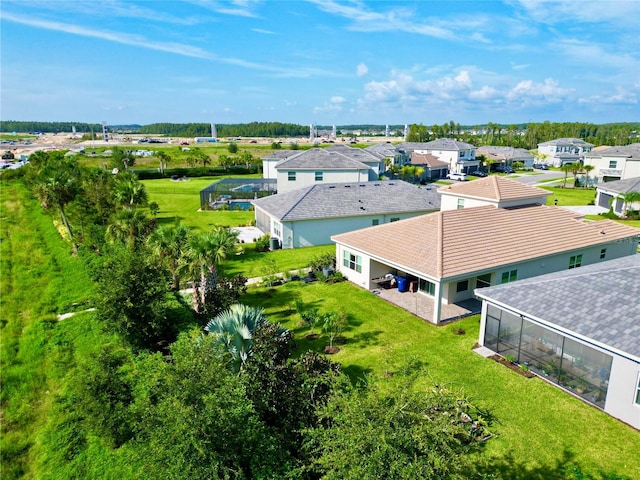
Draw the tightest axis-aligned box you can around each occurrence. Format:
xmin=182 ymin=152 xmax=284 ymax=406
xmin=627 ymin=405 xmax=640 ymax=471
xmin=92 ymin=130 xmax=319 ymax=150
xmin=541 ymin=186 xmax=597 ymax=206
xmin=242 ymin=281 xmax=640 ymax=478
xmin=142 ymin=176 xmax=256 ymax=231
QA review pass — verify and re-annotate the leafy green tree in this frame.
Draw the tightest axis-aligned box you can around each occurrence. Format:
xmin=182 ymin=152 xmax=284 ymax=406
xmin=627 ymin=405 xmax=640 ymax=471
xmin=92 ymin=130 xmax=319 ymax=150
xmin=110 ymin=147 xmax=135 ymax=171
xmin=305 ymin=374 xmax=493 ymax=479
xmin=407 ymin=123 xmax=429 ymax=142
xmin=148 ymin=201 xmax=160 ymax=217
xmin=271 ymin=142 xmax=282 ymax=150
xmin=321 ymin=310 xmax=348 ymax=349
xmin=228 ymin=142 xmax=238 ymax=154
xmin=92 ymin=246 xmax=183 ymax=349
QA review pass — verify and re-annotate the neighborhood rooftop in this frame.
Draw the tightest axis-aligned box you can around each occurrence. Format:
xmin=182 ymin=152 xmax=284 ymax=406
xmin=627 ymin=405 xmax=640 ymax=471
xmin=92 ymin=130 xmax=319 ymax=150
xmin=331 ymin=204 xmax=639 ymax=279
xmin=274 ymin=147 xmax=377 ymax=170
xmin=596 ymin=176 xmax=640 ymax=194
xmin=252 ymin=180 xmax=440 ymax=221
xmin=475 ymin=254 xmax=640 ymax=360
xmin=438 ymin=176 xmax=551 ymax=202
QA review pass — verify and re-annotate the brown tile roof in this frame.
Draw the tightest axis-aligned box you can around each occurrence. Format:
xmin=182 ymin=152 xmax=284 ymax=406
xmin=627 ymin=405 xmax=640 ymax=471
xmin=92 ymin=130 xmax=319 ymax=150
xmin=332 ymin=205 xmax=639 ymax=280
xmin=411 ymin=152 xmax=449 ymax=168
xmin=438 ymin=176 xmax=550 ymax=202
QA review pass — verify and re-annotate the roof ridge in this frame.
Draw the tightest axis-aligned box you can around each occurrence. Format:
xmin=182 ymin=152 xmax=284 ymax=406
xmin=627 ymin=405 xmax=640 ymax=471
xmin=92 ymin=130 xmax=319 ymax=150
xmin=436 ymin=211 xmax=444 ymax=278
xmin=280 ymin=185 xmax=314 ymax=219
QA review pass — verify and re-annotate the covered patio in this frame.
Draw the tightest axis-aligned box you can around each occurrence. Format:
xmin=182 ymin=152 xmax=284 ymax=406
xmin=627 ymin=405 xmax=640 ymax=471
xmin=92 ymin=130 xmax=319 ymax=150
xmin=371 ymin=286 xmax=481 ymax=324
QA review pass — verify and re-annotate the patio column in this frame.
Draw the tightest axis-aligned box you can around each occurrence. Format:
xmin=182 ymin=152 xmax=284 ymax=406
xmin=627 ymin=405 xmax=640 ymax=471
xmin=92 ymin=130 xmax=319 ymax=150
xmin=432 ymin=281 xmax=443 ymax=324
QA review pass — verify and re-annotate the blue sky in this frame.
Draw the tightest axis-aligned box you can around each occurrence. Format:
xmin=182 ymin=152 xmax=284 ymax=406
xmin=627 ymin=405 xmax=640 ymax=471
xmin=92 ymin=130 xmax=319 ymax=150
xmin=1 ymin=0 xmax=638 ymax=126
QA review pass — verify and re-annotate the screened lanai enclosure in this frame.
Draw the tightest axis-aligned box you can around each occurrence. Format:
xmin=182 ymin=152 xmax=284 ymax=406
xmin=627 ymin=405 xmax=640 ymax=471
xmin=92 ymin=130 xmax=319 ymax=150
xmin=199 ymin=178 xmax=277 ymax=210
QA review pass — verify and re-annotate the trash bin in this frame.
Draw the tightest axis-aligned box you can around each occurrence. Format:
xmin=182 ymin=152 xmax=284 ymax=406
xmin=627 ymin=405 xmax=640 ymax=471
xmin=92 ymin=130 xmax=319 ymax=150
xmin=269 ymin=237 xmax=280 ymax=250
xmin=397 ymin=276 xmax=409 ymax=292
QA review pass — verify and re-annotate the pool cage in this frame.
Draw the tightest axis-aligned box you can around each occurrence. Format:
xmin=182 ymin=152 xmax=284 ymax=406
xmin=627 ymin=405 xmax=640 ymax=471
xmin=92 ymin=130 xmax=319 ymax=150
xmin=199 ymin=178 xmax=277 ymax=210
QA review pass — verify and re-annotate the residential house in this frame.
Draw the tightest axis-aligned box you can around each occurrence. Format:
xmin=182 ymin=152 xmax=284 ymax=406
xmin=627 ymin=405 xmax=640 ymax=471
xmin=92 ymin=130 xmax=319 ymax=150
xmin=476 ymin=146 xmax=535 ymax=170
xmin=273 ymin=146 xmax=383 ymax=194
xmin=332 ymin=204 xmax=638 ymax=325
xmin=475 ymin=255 xmax=640 ymax=429
xmin=262 ymin=150 xmax=298 ymax=180
xmin=253 ymin=180 xmax=440 ymax=248
xmin=537 ymin=138 xmax=594 ymax=167
xmin=583 ymin=143 xmax=640 ymax=183
xmin=410 ymin=152 xmax=449 ymax=180
xmin=393 ymin=139 xmax=479 ymax=174
xmin=595 ymin=176 xmax=640 ymax=217
xmin=438 ymin=176 xmax=551 ymax=211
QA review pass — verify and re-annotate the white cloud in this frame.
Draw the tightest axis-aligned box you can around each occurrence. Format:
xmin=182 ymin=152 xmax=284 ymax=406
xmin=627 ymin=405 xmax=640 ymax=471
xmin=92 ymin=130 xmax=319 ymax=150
xmin=578 ymin=86 xmax=638 ymax=105
xmin=252 ymin=28 xmax=275 ymax=34
xmin=510 ymin=0 xmax=640 ymax=27
xmin=506 ymin=78 xmax=572 ymax=104
xmin=469 ymin=86 xmax=498 ymax=100
xmin=314 ymin=96 xmax=347 ymax=114
xmin=356 ymin=63 xmax=368 ymax=77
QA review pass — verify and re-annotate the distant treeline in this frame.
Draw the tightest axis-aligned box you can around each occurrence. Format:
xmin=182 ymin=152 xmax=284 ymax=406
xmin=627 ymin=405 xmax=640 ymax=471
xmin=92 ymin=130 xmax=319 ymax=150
xmin=407 ymin=121 xmax=640 ymax=149
xmin=0 ymin=121 xmax=142 ymax=133
xmin=139 ymin=122 xmax=310 ymax=137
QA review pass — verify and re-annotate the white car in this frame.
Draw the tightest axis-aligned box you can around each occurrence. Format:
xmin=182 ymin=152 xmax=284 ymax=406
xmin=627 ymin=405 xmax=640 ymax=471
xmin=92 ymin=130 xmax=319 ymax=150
xmin=446 ymin=172 xmax=467 ymax=181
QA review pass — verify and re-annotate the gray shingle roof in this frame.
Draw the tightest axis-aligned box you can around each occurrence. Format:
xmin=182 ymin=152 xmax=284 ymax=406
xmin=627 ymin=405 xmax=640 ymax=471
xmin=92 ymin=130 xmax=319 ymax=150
xmin=538 ymin=138 xmax=595 ymax=147
xmin=274 ymin=148 xmax=373 ymax=170
xmin=596 ymin=176 xmax=640 ymax=194
xmin=475 ymin=255 xmax=640 ymax=360
xmin=396 ymin=139 xmax=476 ymax=152
xmin=585 ymin=143 xmax=640 ymax=159
xmin=252 ymin=180 xmax=440 ymax=221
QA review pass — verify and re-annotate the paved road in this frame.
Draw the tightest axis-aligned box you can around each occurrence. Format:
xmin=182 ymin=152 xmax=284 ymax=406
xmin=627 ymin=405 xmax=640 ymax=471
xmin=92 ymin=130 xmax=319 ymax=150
xmin=511 ymin=170 xmax=564 ymax=186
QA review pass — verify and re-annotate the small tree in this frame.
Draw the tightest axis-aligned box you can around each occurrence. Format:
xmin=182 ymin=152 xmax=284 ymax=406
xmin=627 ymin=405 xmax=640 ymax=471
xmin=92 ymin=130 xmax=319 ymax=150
xmin=289 ymin=142 xmax=299 ymax=150
xmin=294 ymin=298 xmax=320 ymax=335
xmin=149 ymin=201 xmax=160 ymax=217
xmin=228 ymin=142 xmax=238 ymax=154
xmin=271 ymin=142 xmax=282 ymax=150
xmin=321 ymin=310 xmax=347 ymax=350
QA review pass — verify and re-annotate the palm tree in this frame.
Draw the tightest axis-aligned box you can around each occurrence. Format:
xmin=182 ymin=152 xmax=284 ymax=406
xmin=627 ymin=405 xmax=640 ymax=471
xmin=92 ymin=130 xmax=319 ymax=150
xmin=147 ymin=224 xmax=189 ymax=290
xmin=561 ymin=163 xmax=573 ymax=188
xmin=622 ymin=191 xmax=640 ymax=217
xmin=156 ymin=151 xmax=171 ymax=175
xmin=183 ymin=227 xmax=239 ymax=312
xmin=113 ymin=173 xmax=148 ymax=210
xmin=582 ymin=164 xmax=594 ymax=188
xmin=106 ymin=209 xmax=153 ymax=250
xmin=204 ymin=304 xmax=269 ymax=372
xmin=33 ymin=158 xmax=81 ymax=254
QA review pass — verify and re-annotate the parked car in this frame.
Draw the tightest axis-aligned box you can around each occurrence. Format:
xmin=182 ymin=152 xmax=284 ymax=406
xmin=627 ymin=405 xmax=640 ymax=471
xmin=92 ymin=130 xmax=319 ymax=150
xmin=495 ymin=166 xmax=515 ymax=174
xmin=469 ymin=170 xmax=488 ymax=177
xmin=533 ymin=163 xmax=549 ymax=170
xmin=446 ymin=172 xmax=468 ymax=181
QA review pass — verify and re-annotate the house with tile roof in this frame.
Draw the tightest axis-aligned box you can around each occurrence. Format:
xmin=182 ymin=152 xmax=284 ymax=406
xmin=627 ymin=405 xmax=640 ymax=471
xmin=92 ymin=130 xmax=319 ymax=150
xmin=476 ymin=146 xmax=535 ymax=170
xmin=272 ymin=146 xmax=384 ymax=194
xmin=537 ymin=138 xmax=595 ymax=167
xmin=595 ymin=176 xmax=640 ymax=217
xmin=331 ymin=204 xmax=639 ymax=324
xmin=410 ymin=152 xmax=449 ymax=180
xmin=438 ymin=176 xmax=551 ymax=210
xmin=584 ymin=143 xmax=640 ymax=183
xmin=252 ymin=180 xmax=440 ymax=248
xmin=395 ymin=139 xmax=479 ymax=175
xmin=474 ymin=255 xmax=640 ymax=429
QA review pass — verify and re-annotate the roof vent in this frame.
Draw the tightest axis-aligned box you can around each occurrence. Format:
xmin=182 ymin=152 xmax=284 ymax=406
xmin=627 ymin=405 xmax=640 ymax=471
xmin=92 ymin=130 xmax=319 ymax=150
xmin=360 ymin=206 xmax=365 ymax=210
xmin=329 ymin=186 xmax=336 ymax=189
xmin=344 ymin=185 xmax=351 ymax=188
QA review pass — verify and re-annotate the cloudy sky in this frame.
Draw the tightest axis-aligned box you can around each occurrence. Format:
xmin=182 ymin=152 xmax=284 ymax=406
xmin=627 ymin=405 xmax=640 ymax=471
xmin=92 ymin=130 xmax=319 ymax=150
xmin=1 ymin=0 xmax=638 ymax=125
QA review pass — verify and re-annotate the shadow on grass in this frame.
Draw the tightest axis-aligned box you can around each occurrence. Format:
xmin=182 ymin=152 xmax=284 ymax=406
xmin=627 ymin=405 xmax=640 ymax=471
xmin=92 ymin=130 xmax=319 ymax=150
xmin=342 ymin=364 xmax=373 ymax=383
xmin=478 ymin=449 xmax=631 ymax=480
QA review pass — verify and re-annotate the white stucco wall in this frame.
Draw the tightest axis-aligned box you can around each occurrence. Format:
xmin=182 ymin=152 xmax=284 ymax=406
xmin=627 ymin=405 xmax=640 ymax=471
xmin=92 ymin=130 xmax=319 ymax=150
xmin=439 ymin=194 xmax=497 ymax=211
xmin=262 ymin=158 xmax=279 ymax=179
xmin=584 ymin=156 xmax=640 ymax=182
xmin=276 ymin=169 xmax=371 ymax=193
xmin=604 ymin=356 xmax=640 ymax=429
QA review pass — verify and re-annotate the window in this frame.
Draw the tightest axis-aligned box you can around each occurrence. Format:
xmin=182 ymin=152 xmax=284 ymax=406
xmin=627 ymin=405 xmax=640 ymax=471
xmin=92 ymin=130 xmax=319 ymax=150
xmin=273 ymin=221 xmax=281 ymax=238
xmin=457 ymin=198 xmax=465 ymax=210
xmin=501 ymin=270 xmax=517 ymax=284
xmin=342 ymin=250 xmax=362 ymax=273
xmin=636 ymin=375 xmax=640 ymax=405
xmin=418 ymin=278 xmax=436 ymax=296
xmin=372 ymin=219 xmax=379 ymax=226
xmin=315 ymin=171 xmax=323 ymax=181
xmin=569 ymin=254 xmax=583 ymax=269
xmin=476 ymin=273 xmax=491 ymax=289
xmin=287 ymin=171 xmax=296 ymax=181
xmin=390 ymin=217 xmax=400 ymax=222
xmin=609 ymin=160 xmax=617 ymax=169
xmin=456 ymin=280 xmax=469 ymax=293
xmin=600 ymin=248 xmax=607 ymax=259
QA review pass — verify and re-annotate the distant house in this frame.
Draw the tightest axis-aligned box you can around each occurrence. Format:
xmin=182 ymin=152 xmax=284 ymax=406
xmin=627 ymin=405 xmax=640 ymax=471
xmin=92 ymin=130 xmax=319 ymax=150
xmin=410 ymin=152 xmax=449 ymax=180
xmin=476 ymin=146 xmax=535 ymax=170
xmin=332 ymin=203 xmax=639 ymax=325
xmin=272 ymin=146 xmax=384 ymax=194
xmin=253 ymin=180 xmax=440 ymax=248
xmin=262 ymin=150 xmax=298 ymax=180
xmin=595 ymin=176 xmax=640 ymax=217
xmin=438 ymin=176 xmax=551 ymax=210
xmin=584 ymin=143 xmax=640 ymax=183
xmin=537 ymin=138 xmax=594 ymax=167
xmin=475 ymin=255 xmax=640 ymax=430
xmin=394 ymin=139 xmax=479 ymax=175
